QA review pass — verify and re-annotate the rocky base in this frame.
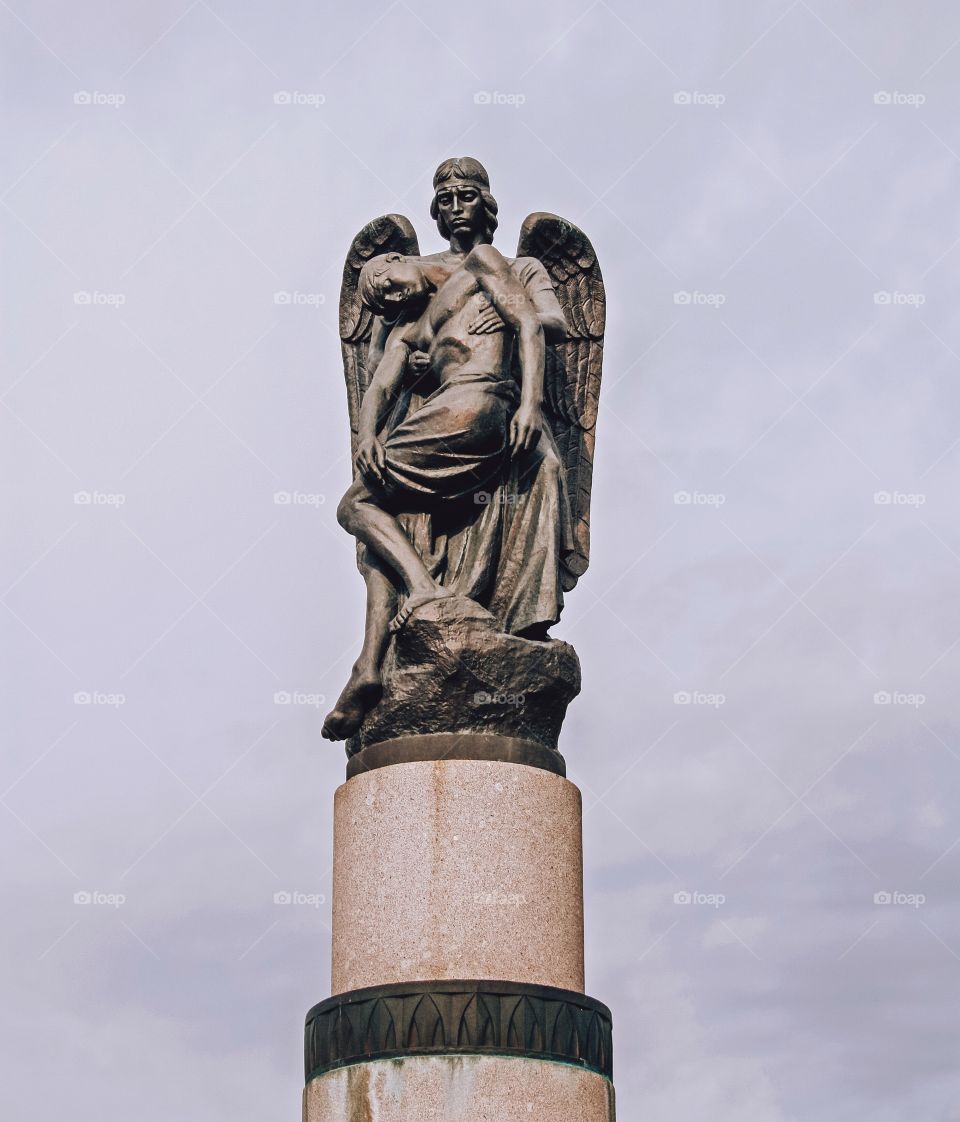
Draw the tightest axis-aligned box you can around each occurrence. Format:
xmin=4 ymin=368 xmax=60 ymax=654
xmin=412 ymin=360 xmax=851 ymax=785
xmin=346 ymin=595 xmax=581 ymax=757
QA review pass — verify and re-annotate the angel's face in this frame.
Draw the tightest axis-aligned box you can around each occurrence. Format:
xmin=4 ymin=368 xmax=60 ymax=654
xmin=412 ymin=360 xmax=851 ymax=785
xmin=375 ymin=258 xmax=430 ymax=311
xmin=435 ymin=183 xmax=483 ymax=236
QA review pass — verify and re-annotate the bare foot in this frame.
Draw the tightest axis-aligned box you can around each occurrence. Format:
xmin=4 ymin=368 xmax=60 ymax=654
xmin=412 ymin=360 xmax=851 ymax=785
xmin=389 ymin=585 xmax=457 ymax=633
xmin=321 ymin=665 xmax=382 ymax=741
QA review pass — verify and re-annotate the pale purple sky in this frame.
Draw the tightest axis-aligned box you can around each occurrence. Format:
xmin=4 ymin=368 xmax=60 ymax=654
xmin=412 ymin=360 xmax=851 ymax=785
xmin=4 ymin=2 xmax=960 ymax=1120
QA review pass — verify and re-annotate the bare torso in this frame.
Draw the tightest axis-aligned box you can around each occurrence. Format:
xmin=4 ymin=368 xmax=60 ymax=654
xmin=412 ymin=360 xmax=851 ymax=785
xmin=408 ymin=260 xmax=519 ymax=386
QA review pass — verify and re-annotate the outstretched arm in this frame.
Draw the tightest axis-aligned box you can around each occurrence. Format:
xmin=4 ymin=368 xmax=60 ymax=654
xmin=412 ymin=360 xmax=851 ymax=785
xmin=355 ymin=323 xmax=415 ymax=483
xmin=366 ymin=315 xmax=390 ymax=375
xmin=465 ymin=244 xmax=544 ymax=455
xmin=467 ymin=258 xmax=567 ymax=342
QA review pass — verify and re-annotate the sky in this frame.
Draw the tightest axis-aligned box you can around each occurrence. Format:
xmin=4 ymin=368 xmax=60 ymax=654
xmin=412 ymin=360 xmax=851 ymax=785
xmin=4 ymin=1 xmax=960 ymax=1119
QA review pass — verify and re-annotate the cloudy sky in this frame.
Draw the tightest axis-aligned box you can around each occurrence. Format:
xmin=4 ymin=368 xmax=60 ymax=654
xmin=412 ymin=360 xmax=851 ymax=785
xmin=4 ymin=1 xmax=960 ymax=1119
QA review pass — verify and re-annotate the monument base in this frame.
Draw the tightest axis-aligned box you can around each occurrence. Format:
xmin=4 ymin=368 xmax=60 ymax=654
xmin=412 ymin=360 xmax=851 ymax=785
xmin=331 ymin=758 xmax=585 ymax=994
xmin=345 ymin=595 xmax=581 ymax=756
xmin=303 ymin=1054 xmax=615 ymax=1121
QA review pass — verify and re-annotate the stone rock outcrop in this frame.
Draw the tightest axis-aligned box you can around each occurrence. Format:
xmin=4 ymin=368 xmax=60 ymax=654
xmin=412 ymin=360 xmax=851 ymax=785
xmin=346 ymin=595 xmax=580 ymax=757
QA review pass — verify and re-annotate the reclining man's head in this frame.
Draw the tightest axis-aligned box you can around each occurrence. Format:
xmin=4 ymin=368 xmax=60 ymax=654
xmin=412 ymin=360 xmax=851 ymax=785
xmin=358 ymin=252 xmax=431 ymax=319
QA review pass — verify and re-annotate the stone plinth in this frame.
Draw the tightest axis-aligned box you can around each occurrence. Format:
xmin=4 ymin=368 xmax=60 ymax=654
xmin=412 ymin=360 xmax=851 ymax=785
xmin=303 ymin=1055 xmax=615 ymax=1121
xmin=346 ymin=596 xmax=581 ymax=756
xmin=331 ymin=759 xmax=584 ymax=995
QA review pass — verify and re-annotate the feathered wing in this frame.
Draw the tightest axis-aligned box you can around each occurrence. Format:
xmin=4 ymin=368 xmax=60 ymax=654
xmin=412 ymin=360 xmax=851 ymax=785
xmin=517 ymin=212 xmax=605 ymax=586
xmin=339 ymin=214 xmax=420 ymax=464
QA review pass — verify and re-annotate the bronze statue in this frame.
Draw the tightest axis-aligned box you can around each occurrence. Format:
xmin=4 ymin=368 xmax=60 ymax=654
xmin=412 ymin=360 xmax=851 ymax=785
xmin=323 ymin=157 xmax=605 ymax=745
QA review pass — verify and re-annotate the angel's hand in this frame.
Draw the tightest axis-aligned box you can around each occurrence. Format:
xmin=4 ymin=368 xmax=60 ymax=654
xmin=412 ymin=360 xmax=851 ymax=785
xmin=408 ymin=350 xmax=431 ymax=373
xmin=467 ymin=302 xmax=504 ymax=335
xmin=509 ymin=403 xmax=542 ymax=457
xmin=355 ymin=435 xmax=386 ymax=484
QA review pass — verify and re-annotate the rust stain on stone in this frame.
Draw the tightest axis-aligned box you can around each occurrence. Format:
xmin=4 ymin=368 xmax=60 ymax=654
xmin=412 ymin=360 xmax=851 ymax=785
xmin=345 ymin=1063 xmax=374 ymax=1122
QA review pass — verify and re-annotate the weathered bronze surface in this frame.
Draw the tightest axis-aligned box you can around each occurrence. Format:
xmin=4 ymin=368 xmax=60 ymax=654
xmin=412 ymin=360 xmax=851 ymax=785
xmin=344 ymin=594 xmax=579 ymax=757
xmin=304 ymin=979 xmax=613 ymax=1081
xmin=323 ymin=157 xmax=605 ymax=762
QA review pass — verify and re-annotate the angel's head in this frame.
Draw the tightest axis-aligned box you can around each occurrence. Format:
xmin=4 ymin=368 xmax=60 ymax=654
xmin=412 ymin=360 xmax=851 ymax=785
xmin=430 ymin=157 xmax=499 ymax=244
xmin=358 ymin=252 xmax=430 ymax=319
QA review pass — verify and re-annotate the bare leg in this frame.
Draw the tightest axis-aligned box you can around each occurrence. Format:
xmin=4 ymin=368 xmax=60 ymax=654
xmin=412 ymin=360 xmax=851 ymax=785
xmin=322 ymin=551 xmax=396 ymax=741
xmin=337 ymin=479 xmax=454 ymax=631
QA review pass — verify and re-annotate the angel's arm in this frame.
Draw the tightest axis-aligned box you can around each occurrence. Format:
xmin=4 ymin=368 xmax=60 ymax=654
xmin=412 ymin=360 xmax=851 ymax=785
xmin=468 ymin=258 xmax=567 ymax=342
xmin=366 ymin=315 xmax=390 ymax=375
xmin=519 ymin=258 xmax=567 ymax=342
xmin=357 ymin=323 xmax=415 ymax=440
xmin=465 ymin=244 xmax=544 ymax=453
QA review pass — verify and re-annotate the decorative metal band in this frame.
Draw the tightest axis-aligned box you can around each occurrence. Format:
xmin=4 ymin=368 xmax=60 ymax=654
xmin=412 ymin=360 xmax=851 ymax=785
xmin=305 ymin=979 xmax=612 ymax=1082
xmin=346 ymin=733 xmax=566 ymax=779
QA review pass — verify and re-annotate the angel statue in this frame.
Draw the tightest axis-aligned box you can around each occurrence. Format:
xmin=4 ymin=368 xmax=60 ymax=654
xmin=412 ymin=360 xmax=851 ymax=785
xmin=322 ymin=156 xmax=605 ymax=743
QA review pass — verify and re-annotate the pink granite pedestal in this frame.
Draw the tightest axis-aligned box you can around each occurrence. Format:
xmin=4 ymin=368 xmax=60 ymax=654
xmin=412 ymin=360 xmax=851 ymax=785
xmin=303 ymin=753 xmax=615 ymax=1121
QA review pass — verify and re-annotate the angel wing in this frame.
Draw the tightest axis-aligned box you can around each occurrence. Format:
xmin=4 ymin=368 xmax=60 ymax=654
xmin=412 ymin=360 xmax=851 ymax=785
xmin=517 ymin=212 xmax=605 ymax=587
xmin=339 ymin=214 xmax=420 ymax=462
